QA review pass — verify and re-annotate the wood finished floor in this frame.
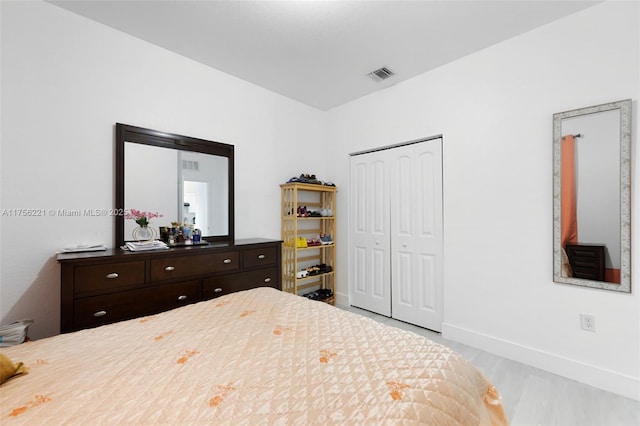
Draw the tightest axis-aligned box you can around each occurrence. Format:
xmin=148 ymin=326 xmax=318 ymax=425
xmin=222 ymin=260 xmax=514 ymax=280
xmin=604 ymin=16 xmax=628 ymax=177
xmin=337 ymin=304 xmax=640 ymax=426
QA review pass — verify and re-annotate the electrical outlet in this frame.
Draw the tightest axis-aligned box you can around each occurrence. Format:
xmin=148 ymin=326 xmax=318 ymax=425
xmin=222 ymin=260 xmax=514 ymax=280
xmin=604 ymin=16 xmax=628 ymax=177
xmin=580 ymin=314 xmax=596 ymax=332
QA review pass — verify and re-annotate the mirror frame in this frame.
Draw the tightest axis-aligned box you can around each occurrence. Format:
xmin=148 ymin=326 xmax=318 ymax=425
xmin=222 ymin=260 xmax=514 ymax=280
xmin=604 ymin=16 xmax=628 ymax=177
xmin=115 ymin=123 xmax=234 ymax=247
xmin=552 ymin=99 xmax=631 ymax=293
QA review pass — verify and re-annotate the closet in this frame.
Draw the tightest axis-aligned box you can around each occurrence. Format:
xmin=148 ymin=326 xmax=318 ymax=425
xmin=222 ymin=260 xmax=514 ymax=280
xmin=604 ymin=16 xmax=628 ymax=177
xmin=349 ymin=137 xmax=443 ymax=331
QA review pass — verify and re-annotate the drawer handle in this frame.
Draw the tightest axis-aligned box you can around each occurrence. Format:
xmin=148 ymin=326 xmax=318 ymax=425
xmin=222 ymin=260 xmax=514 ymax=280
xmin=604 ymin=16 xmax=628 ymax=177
xmin=93 ymin=310 xmax=107 ymax=318
xmin=177 ymin=295 xmax=188 ymax=301
xmin=106 ymin=273 xmax=119 ymax=279
xmin=263 ymin=277 xmax=272 ymax=283
xmin=223 ymin=259 xmax=232 ymax=264
xmin=258 ymin=254 xmax=266 ymax=259
xmin=214 ymin=287 xmax=223 ymax=293
xmin=165 ymin=266 xmax=175 ymax=271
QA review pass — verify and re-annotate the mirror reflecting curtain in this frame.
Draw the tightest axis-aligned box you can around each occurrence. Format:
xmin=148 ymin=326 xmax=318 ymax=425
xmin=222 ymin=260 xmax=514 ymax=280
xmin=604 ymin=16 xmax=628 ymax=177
xmin=552 ymin=99 xmax=631 ymax=293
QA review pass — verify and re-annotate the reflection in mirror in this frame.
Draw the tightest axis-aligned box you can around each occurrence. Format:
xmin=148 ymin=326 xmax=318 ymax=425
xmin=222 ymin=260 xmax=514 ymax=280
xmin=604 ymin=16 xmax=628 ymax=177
xmin=116 ymin=123 xmax=234 ymax=247
xmin=553 ymin=99 xmax=631 ymax=293
xmin=124 ymin=144 xmax=229 ymax=239
xmin=179 ymin=151 xmax=229 ymax=235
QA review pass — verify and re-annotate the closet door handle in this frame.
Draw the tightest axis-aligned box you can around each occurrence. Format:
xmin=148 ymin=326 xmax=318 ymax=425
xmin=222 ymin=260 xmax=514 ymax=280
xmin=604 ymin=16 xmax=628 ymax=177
xmin=263 ymin=277 xmax=272 ymax=283
xmin=106 ymin=273 xmax=119 ymax=279
xmin=223 ymin=259 xmax=232 ymax=264
xmin=165 ymin=266 xmax=175 ymax=271
xmin=93 ymin=310 xmax=107 ymax=318
xmin=213 ymin=287 xmax=223 ymax=293
xmin=258 ymin=254 xmax=266 ymax=259
xmin=177 ymin=295 xmax=188 ymax=301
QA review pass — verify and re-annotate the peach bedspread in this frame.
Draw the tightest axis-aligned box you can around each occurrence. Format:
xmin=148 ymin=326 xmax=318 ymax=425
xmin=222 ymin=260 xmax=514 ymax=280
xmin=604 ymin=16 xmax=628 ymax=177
xmin=0 ymin=287 xmax=507 ymax=425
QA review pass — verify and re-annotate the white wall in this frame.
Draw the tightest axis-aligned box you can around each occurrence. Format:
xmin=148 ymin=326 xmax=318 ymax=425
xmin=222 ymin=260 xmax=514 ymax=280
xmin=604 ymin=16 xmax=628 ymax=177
xmin=325 ymin=2 xmax=639 ymax=400
xmin=0 ymin=1 xmax=324 ymax=338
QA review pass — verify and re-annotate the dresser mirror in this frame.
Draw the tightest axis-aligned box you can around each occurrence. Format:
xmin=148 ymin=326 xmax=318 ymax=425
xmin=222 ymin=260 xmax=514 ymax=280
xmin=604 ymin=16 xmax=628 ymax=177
xmin=552 ymin=99 xmax=631 ymax=292
xmin=115 ymin=123 xmax=234 ymax=247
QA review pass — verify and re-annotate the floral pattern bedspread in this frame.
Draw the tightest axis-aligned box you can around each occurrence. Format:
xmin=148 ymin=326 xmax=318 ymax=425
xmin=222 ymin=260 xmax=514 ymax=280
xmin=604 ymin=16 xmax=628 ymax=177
xmin=0 ymin=287 xmax=507 ymax=425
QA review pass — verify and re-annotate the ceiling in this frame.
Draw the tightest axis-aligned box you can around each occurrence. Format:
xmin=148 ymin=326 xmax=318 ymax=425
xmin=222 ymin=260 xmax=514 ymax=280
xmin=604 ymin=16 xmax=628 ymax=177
xmin=49 ymin=0 xmax=599 ymax=111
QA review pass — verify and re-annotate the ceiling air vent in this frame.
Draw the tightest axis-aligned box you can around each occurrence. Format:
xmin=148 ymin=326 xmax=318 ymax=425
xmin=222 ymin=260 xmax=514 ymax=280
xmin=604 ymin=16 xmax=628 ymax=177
xmin=182 ymin=160 xmax=199 ymax=171
xmin=367 ymin=67 xmax=394 ymax=82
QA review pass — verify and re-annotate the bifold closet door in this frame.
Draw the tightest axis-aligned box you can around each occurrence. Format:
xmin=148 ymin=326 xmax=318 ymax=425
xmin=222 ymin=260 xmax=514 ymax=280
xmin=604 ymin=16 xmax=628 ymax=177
xmin=389 ymin=139 xmax=443 ymax=331
xmin=349 ymin=138 xmax=443 ymax=331
xmin=349 ymin=149 xmax=391 ymax=316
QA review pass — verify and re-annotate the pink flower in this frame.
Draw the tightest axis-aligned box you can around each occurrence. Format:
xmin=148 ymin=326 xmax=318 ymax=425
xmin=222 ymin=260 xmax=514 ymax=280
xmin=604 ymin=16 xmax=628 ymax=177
xmin=125 ymin=209 xmax=163 ymax=227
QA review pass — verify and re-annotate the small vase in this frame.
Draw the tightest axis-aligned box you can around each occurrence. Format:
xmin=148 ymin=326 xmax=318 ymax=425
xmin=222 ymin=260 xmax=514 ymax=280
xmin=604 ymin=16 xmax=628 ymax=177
xmin=133 ymin=225 xmax=156 ymax=242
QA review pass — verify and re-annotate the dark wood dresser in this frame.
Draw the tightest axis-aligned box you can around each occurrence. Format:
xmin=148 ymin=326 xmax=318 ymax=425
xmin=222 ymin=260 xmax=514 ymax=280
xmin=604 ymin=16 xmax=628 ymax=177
xmin=57 ymin=238 xmax=281 ymax=333
xmin=565 ymin=243 xmax=605 ymax=281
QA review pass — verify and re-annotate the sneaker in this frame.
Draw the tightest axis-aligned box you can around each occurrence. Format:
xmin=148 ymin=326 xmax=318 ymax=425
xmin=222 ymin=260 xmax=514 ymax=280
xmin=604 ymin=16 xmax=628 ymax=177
xmin=319 ymin=234 xmax=333 ymax=245
xmin=307 ymin=238 xmax=321 ymax=247
xmin=303 ymin=291 xmax=322 ymax=301
xmin=317 ymin=288 xmax=333 ymax=299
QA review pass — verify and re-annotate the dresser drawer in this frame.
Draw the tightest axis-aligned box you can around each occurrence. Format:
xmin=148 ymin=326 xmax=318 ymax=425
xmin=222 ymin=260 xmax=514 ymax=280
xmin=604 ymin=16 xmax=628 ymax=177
xmin=243 ymin=246 xmax=278 ymax=268
xmin=202 ymin=267 xmax=279 ymax=299
xmin=74 ymin=280 xmax=199 ymax=330
xmin=150 ymin=251 xmax=240 ymax=281
xmin=74 ymin=261 xmax=146 ymax=294
xmin=566 ymin=244 xmax=605 ymax=281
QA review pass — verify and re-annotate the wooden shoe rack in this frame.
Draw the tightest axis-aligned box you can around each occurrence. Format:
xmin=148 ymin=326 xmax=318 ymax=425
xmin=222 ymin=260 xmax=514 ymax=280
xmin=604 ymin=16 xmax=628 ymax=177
xmin=280 ymin=182 xmax=336 ymax=304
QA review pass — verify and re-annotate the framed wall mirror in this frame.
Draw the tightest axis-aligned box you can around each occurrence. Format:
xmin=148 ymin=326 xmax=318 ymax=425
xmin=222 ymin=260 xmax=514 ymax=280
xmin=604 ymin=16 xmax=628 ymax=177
xmin=552 ymin=99 xmax=631 ymax=293
xmin=115 ymin=123 xmax=234 ymax=247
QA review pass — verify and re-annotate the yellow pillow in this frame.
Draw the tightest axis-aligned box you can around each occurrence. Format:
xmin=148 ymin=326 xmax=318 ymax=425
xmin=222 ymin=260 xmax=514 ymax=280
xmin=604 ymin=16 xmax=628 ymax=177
xmin=0 ymin=352 xmax=28 ymax=385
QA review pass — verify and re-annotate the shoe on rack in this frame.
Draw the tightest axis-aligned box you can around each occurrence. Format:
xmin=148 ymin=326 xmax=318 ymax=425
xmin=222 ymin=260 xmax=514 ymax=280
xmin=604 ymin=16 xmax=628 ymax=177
xmin=316 ymin=288 xmax=333 ymax=299
xmin=307 ymin=238 xmax=321 ymax=247
xmin=317 ymin=264 xmax=333 ymax=274
xmin=319 ymin=234 xmax=333 ymax=245
xmin=301 ymin=174 xmax=321 ymax=185
xmin=303 ymin=291 xmax=322 ymax=301
xmin=307 ymin=265 xmax=320 ymax=275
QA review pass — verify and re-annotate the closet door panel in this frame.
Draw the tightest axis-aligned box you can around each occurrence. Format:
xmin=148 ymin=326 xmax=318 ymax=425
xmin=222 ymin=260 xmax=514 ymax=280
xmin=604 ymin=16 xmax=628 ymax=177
xmin=391 ymin=140 xmax=443 ymax=331
xmin=395 ymin=250 xmax=414 ymax=306
xmin=419 ymin=254 xmax=437 ymax=311
xmin=415 ymin=144 xmax=443 ymax=327
xmin=372 ymin=248 xmax=387 ymax=299
xmin=353 ymin=246 xmax=367 ymax=294
xmin=392 ymin=150 xmax=415 ymax=309
xmin=349 ymin=152 xmax=391 ymax=316
xmin=396 ymin=154 xmax=413 ymax=236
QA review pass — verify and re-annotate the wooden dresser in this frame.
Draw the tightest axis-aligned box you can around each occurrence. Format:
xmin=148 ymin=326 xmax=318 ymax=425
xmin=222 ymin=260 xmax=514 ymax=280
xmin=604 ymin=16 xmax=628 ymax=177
xmin=57 ymin=238 xmax=281 ymax=333
xmin=565 ymin=243 xmax=605 ymax=281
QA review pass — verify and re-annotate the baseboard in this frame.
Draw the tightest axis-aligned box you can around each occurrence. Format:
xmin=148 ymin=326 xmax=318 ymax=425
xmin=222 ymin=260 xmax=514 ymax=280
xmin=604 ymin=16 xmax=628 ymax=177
xmin=335 ymin=291 xmax=349 ymax=308
xmin=442 ymin=322 xmax=640 ymax=401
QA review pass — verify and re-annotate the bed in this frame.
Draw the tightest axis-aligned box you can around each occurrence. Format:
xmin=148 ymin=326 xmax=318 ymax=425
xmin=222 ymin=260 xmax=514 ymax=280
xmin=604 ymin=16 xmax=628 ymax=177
xmin=0 ymin=287 xmax=507 ymax=425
